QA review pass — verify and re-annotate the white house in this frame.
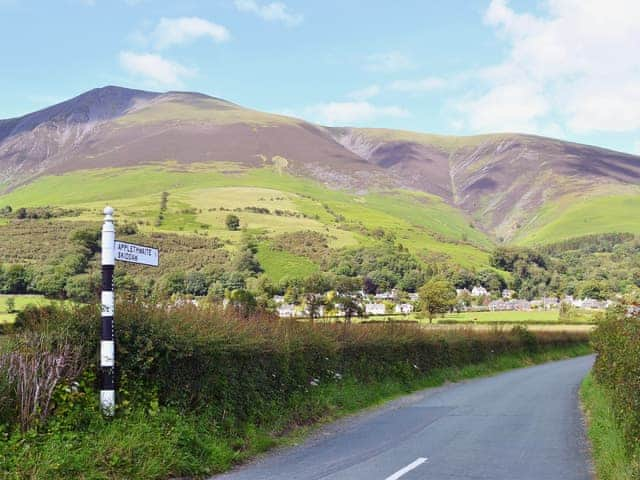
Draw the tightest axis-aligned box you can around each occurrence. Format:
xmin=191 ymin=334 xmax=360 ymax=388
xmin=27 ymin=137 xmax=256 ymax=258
xmin=304 ymin=305 xmax=326 ymax=317
xmin=456 ymin=288 xmax=470 ymax=297
xmin=365 ymin=303 xmax=386 ymax=315
xmin=502 ymin=289 xmax=515 ymax=299
xmin=375 ymin=290 xmax=397 ymax=300
xmin=471 ymin=286 xmax=489 ymax=297
xmin=394 ymin=303 xmax=414 ymax=314
xmin=277 ymin=303 xmax=297 ymax=318
xmin=272 ymin=295 xmax=285 ymax=304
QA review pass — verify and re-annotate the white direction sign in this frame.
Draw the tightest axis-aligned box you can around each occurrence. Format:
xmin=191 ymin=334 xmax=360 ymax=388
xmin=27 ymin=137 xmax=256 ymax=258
xmin=114 ymin=241 xmax=159 ymax=267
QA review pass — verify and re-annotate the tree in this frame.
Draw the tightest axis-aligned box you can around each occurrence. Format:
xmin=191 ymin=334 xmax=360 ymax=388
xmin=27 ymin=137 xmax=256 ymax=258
xmin=304 ymin=293 xmax=325 ymax=323
xmin=64 ymin=274 xmax=98 ymax=303
xmin=163 ymin=271 xmax=186 ymax=295
xmin=228 ymin=289 xmax=257 ymax=317
xmin=5 ymin=297 xmax=15 ymax=313
xmin=418 ymin=278 xmax=456 ymax=324
xmin=225 ymin=214 xmax=240 ymax=231
xmin=338 ymin=295 xmax=363 ymax=324
xmin=185 ymin=271 xmax=209 ymax=296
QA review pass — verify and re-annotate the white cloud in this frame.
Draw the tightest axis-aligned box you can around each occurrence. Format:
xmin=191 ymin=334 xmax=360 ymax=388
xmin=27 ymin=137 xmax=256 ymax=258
xmin=234 ymin=0 xmax=303 ymax=26
xmin=389 ymin=77 xmax=445 ymax=93
xmin=456 ymin=0 xmax=640 ymax=135
xmin=305 ymin=101 xmax=409 ymax=125
xmin=347 ymin=85 xmax=381 ymax=101
xmin=456 ymin=82 xmax=550 ymax=133
xmin=119 ymin=51 xmax=196 ymax=88
xmin=364 ymin=51 xmax=414 ymax=73
xmin=150 ymin=17 xmax=230 ymax=50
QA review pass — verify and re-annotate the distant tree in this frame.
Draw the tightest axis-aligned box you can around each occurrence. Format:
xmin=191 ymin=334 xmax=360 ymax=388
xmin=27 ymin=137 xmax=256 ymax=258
xmin=71 ymin=228 xmax=101 ymax=254
xmin=578 ymin=280 xmax=609 ymax=300
xmin=338 ymin=295 xmax=363 ymax=324
xmin=16 ymin=208 xmax=27 ymax=219
xmin=64 ymin=274 xmax=98 ymax=303
xmin=163 ymin=271 xmax=186 ymax=295
xmin=184 ymin=271 xmax=209 ymax=296
xmin=304 ymin=293 xmax=325 ymax=323
xmin=228 ymin=288 xmax=257 ymax=317
xmin=5 ymin=297 xmax=15 ymax=314
xmin=3 ymin=265 xmax=31 ymax=294
xmin=418 ymin=278 xmax=456 ymax=324
xmin=362 ymin=276 xmax=378 ymax=294
xmin=225 ymin=214 xmax=240 ymax=231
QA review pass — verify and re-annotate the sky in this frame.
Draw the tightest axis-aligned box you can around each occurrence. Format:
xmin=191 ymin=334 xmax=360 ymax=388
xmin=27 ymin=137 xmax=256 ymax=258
xmin=1 ymin=0 xmax=639 ymax=154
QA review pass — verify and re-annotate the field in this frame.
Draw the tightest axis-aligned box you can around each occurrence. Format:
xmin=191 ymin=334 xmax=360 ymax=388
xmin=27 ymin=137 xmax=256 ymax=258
xmin=515 ymin=190 xmax=640 ymax=245
xmin=0 ymin=164 xmax=493 ymax=277
xmin=0 ymin=294 xmax=50 ymax=323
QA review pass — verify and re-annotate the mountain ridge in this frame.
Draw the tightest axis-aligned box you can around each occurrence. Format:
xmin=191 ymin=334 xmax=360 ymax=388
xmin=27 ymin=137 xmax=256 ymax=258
xmin=2 ymin=85 xmax=640 ymax=243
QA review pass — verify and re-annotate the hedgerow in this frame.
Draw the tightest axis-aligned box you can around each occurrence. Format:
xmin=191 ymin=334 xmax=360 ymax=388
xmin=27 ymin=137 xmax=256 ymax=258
xmin=591 ymin=308 xmax=640 ymax=476
xmin=7 ymin=302 xmax=589 ymax=427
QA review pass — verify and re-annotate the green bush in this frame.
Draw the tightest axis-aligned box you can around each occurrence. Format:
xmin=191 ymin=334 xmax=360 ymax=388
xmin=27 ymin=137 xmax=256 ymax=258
xmin=13 ymin=302 xmax=589 ymax=430
xmin=592 ymin=307 xmax=640 ymax=477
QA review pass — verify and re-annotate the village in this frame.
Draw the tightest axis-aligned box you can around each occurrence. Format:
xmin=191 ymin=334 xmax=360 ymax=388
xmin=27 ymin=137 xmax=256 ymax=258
xmin=271 ymin=285 xmax=614 ymax=318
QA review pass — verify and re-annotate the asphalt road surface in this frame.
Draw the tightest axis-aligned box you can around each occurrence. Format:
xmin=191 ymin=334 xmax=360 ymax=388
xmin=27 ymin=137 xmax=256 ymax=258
xmin=213 ymin=355 xmax=594 ymax=480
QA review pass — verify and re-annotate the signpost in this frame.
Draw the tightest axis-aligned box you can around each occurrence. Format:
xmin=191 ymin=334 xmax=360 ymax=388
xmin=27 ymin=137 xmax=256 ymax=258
xmin=100 ymin=206 xmax=158 ymax=415
xmin=115 ymin=240 xmax=159 ymax=267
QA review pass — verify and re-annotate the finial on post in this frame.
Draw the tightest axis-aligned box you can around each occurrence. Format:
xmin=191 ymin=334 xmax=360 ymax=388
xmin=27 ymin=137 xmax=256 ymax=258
xmin=104 ymin=206 xmax=114 ymax=221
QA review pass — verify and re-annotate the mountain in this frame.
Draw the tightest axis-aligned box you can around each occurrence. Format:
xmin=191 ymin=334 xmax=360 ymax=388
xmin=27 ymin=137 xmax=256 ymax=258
xmin=1 ymin=85 xmax=639 ymax=248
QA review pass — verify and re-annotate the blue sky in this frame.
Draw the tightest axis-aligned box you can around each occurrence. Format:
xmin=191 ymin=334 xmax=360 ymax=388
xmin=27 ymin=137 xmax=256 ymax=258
xmin=1 ymin=0 xmax=639 ymax=154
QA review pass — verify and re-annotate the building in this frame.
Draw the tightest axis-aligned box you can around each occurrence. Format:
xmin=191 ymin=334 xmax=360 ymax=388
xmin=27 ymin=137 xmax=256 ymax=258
xmin=502 ymin=289 xmax=515 ymax=299
xmin=488 ymin=299 xmax=531 ymax=311
xmin=542 ymin=297 xmax=560 ymax=309
xmin=394 ymin=303 xmax=414 ymax=314
xmin=456 ymin=288 xmax=470 ymax=297
xmin=277 ymin=303 xmax=297 ymax=318
xmin=471 ymin=286 xmax=489 ymax=297
xmin=375 ymin=290 xmax=397 ymax=300
xmin=365 ymin=303 xmax=386 ymax=315
xmin=272 ymin=295 xmax=285 ymax=304
xmin=304 ymin=305 xmax=326 ymax=317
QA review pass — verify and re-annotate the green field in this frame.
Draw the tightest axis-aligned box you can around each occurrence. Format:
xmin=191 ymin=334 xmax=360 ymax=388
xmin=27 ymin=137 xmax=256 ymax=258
xmin=439 ymin=310 xmax=560 ymax=323
xmin=0 ymin=164 xmax=492 ymax=270
xmin=516 ymin=190 xmax=640 ymax=245
xmin=0 ymin=294 xmax=52 ymax=323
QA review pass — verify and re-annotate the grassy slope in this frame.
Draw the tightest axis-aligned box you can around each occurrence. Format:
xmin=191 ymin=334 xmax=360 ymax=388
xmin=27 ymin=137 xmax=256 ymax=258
xmin=581 ymin=374 xmax=639 ymax=480
xmin=515 ymin=189 xmax=640 ymax=245
xmin=0 ymin=165 xmax=492 ymax=272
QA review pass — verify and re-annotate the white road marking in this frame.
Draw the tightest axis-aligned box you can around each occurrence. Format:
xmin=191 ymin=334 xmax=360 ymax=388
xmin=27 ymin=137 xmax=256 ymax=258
xmin=384 ymin=457 xmax=428 ymax=480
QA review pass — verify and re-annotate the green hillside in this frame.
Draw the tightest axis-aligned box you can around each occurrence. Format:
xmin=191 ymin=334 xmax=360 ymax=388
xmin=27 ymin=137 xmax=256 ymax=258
xmin=0 ymin=163 xmax=493 ymax=283
xmin=515 ymin=190 xmax=640 ymax=245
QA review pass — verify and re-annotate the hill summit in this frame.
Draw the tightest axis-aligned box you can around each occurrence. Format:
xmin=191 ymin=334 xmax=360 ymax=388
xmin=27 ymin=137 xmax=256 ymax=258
xmin=1 ymin=85 xmax=639 ymax=242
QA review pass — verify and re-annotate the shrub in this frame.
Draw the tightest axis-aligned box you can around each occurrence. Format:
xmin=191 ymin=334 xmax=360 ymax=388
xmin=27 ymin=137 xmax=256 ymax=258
xmin=225 ymin=214 xmax=240 ymax=231
xmin=592 ymin=308 xmax=640 ymax=476
xmin=0 ymin=333 xmax=83 ymax=431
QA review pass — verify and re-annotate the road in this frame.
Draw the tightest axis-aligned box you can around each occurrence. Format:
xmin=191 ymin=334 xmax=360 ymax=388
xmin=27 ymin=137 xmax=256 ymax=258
xmin=213 ymin=355 xmax=594 ymax=480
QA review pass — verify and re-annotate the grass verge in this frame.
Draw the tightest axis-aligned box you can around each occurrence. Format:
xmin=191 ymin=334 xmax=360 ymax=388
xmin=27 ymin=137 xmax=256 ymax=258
xmin=1 ymin=343 xmax=590 ymax=480
xmin=580 ymin=373 xmax=640 ymax=480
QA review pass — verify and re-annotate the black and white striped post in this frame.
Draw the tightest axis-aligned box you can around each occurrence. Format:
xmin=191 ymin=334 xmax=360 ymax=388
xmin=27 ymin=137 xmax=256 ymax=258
xmin=100 ymin=206 xmax=116 ymax=415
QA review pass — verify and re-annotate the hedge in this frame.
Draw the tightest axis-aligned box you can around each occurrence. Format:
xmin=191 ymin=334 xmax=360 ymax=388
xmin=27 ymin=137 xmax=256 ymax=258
xmin=592 ymin=307 xmax=640 ymax=475
xmin=10 ymin=302 xmax=589 ymax=429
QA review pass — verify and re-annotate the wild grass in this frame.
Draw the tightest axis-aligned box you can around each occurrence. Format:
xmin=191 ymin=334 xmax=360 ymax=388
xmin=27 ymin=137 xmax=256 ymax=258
xmin=581 ymin=374 xmax=640 ymax=480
